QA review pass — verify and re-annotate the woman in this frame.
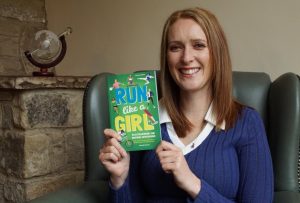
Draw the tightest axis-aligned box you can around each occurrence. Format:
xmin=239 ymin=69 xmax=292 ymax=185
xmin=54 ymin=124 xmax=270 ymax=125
xmin=99 ymin=7 xmax=274 ymax=202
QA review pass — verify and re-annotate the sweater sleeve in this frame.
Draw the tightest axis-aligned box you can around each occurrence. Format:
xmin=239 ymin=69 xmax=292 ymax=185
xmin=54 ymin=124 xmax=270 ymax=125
xmin=187 ymin=179 xmax=235 ymax=203
xmin=190 ymin=109 xmax=274 ymax=203
xmin=235 ymin=110 xmax=274 ymax=202
xmin=109 ymin=151 xmax=146 ymax=203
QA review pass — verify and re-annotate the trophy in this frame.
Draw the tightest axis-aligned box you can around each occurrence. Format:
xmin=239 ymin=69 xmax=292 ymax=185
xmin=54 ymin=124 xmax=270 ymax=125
xmin=24 ymin=27 xmax=72 ymax=76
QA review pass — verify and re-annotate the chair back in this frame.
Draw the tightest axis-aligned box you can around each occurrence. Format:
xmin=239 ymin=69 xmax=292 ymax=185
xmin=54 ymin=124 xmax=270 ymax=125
xmin=232 ymin=71 xmax=271 ymax=126
xmin=83 ymin=72 xmax=113 ymax=181
xmin=268 ymin=73 xmax=300 ymax=192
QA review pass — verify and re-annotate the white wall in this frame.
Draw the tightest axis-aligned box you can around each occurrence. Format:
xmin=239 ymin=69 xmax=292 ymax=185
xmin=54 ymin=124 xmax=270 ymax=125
xmin=46 ymin=0 xmax=300 ymax=80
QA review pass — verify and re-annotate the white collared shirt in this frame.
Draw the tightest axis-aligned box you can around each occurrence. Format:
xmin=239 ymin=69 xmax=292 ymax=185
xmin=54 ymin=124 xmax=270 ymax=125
xmin=159 ymin=100 xmax=225 ymax=155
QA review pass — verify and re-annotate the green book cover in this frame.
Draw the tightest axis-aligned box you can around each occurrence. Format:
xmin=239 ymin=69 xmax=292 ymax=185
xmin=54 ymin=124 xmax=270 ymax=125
xmin=107 ymin=70 xmax=161 ymax=151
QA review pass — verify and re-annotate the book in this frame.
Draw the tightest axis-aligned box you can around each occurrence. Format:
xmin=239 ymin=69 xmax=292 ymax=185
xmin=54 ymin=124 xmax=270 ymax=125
xmin=107 ymin=70 xmax=161 ymax=151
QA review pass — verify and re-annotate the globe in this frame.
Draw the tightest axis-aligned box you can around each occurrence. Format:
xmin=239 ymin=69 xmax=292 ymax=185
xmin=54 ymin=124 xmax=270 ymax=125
xmin=31 ymin=30 xmax=62 ymax=63
xmin=24 ymin=27 xmax=72 ymax=76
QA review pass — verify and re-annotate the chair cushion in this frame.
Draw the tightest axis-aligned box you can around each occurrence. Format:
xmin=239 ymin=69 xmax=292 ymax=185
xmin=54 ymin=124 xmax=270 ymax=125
xmin=29 ymin=181 xmax=109 ymax=203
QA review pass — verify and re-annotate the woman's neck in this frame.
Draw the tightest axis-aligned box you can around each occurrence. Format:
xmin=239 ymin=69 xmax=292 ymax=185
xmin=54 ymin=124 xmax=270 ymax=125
xmin=178 ymin=88 xmax=212 ymax=144
xmin=179 ymin=88 xmax=212 ymax=126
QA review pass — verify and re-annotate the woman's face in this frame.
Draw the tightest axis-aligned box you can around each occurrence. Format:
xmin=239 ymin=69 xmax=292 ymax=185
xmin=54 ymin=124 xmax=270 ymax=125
xmin=167 ymin=18 xmax=211 ymax=93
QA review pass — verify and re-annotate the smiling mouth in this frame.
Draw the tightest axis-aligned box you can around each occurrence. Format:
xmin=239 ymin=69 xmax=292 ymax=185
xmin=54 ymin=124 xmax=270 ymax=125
xmin=179 ymin=68 xmax=201 ymax=75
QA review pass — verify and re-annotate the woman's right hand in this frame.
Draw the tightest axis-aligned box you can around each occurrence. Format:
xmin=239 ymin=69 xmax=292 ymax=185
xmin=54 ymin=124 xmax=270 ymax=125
xmin=99 ymin=128 xmax=130 ymax=189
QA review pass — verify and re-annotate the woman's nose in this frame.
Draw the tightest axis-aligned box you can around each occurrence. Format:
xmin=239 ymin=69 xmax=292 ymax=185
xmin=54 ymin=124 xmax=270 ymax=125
xmin=181 ymin=47 xmax=194 ymax=64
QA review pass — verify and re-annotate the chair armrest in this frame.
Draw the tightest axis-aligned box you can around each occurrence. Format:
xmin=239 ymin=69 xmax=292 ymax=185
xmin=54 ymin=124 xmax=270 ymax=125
xmin=274 ymin=191 xmax=300 ymax=203
xmin=28 ymin=181 xmax=109 ymax=203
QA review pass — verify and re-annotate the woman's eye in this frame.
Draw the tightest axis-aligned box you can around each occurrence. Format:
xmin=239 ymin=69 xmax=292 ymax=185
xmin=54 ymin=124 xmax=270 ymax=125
xmin=194 ymin=43 xmax=206 ymax=49
xmin=168 ymin=45 xmax=181 ymax=52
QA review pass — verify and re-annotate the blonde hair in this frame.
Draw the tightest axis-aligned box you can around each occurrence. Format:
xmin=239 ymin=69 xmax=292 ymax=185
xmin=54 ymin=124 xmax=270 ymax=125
xmin=160 ymin=7 xmax=242 ymax=137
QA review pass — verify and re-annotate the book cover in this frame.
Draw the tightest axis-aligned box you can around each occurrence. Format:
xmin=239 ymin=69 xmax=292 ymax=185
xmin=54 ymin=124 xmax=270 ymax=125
xmin=107 ymin=70 xmax=161 ymax=151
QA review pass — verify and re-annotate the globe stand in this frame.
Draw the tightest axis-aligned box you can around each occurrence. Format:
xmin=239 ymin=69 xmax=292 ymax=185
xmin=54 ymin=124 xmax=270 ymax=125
xmin=32 ymin=68 xmax=55 ymax=77
xmin=24 ymin=28 xmax=72 ymax=77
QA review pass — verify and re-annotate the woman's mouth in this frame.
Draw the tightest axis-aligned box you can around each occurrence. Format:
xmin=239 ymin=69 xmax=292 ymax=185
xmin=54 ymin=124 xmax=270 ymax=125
xmin=179 ymin=67 xmax=201 ymax=75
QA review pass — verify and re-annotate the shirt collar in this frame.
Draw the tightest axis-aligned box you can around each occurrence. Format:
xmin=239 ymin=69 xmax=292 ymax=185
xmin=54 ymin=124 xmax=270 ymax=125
xmin=159 ymin=100 xmax=225 ymax=130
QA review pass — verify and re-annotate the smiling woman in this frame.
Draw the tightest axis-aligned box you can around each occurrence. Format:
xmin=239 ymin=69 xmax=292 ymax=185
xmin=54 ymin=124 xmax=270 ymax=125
xmin=99 ymin=7 xmax=274 ymax=203
xmin=160 ymin=8 xmax=237 ymax=137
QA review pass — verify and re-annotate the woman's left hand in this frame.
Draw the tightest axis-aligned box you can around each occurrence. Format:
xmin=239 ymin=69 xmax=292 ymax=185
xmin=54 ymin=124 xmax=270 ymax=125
xmin=156 ymin=141 xmax=201 ymax=198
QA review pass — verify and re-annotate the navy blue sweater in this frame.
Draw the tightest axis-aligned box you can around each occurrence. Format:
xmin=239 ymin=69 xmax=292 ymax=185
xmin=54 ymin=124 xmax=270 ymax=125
xmin=110 ymin=107 xmax=274 ymax=202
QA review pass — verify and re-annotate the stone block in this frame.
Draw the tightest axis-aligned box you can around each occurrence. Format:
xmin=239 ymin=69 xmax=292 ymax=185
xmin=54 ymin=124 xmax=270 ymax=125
xmin=65 ymin=128 xmax=84 ymax=170
xmin=3 ymin=178 xmax=26 ymax=203
xmin=0 ymin=2 xmax=46 ymax=75
xmin=25 ymin=171 xmax=84 ymax=201
xmin=12 ymin=102 xmax=23 ymax=130
xmin=0 ymin=103 xmax=14 ymax=129
xmin=0 ymin=0 xmax=46 ymax=23
xmin=66 ymin=91 xmax=84 ymax=127
xmin=48 ymin=129 xmax=67 ymax=173
xmin=23 ymin=130 xmax=51 ymax=178
xmin=0 ymin=35 xmax=19 ymax=57
xmin=21 ymin=91 xmax=70 ymax=128
xmin=0 ymin=190 xmax=3 ymax=203
xmin=0 ymin=16 xmax=23 ymax=36
xmin=0 ymin=130 xmax=24 ymax=178
xmin=14 ymin=76 xmax=90 ymax=89
xmin=0 ymin=108 xmax=1 ymax=130
xmin=0 ymin=91 xmax=13 ymax=101
xmin=0 ymin=56 xmax=25 ymax=76
xmin=0 ymin=16 xmax=46 ymax=76
xmin=0 ymin=130 xmax=3 ymax=169
xmin=17 ymin=90 xmax=84 ymax=129
xmin=0 ymin=173 xmax=4 ymax=203
xmin=23 ymin=129 xmax=72 ymax=178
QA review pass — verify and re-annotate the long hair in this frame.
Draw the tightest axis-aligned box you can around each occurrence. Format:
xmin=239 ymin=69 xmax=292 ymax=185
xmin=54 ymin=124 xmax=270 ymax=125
xmin=160 ymin=7 xmax=243 ymax=137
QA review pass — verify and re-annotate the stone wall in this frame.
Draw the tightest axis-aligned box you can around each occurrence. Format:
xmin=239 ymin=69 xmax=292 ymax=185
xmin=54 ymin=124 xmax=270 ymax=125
xmin=0 ymin=2 xmax=91 ymax=202
xmin=0 ymin=0 xmax=49 ymax=76
xmin=0 ymin=76 xmax=91 ymax=202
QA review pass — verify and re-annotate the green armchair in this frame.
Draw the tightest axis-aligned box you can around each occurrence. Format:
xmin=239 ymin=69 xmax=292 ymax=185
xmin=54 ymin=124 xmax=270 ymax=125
xmin=29 ymin=71 xmax=300 ymax=203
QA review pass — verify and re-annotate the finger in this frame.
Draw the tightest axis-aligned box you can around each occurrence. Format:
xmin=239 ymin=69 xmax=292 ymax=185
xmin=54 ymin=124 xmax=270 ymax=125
xmin=157 ymin=149 xmax=178 ymax=157
xmin=156 ymin=150 xmax=177 ymax=161
xmin=101 ymin=145 xmax=122 ymax=160
xmin=161 ymin=162 xmax=176 ymax=173
xmin=156 ymin=145 xmax=181 ymax=158
xmin=161 ymin=140 xmax=179 ymax=150
xmin=99 ymin=151 xmax=119 ymax=163
xmin=99 ymin=138 xmax=128 ymax=158
xmin=159 ymin=156 xmax=177 ymax=164
xmin=106 ymin=138 xmax=128 ymax=158
xmin=104 ymin=128 xmax=122 ymax=141
xmin=99 ymin=138 xmax=125 ymax=158
xmin=156 ymin=140 xmax=179 ymax=153
xmin=156 ymin=140 xmax=170 ymax=153
xmin=157 ymin=150 xmax=180 ymax=164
